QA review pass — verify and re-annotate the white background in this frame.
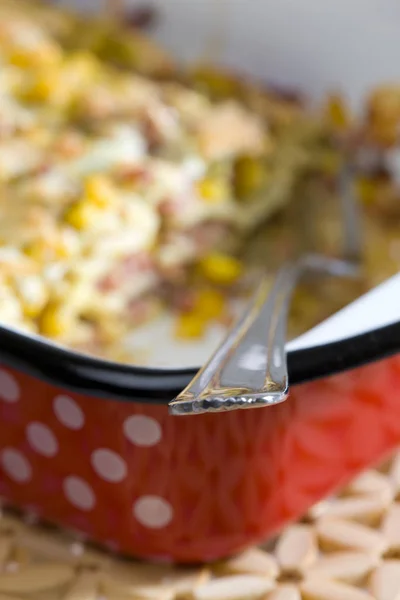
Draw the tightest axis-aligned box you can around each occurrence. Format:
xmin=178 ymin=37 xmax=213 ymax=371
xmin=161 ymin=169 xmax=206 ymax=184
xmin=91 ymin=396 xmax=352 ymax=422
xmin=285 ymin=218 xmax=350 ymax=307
xmin=70 ymin=0 xmax=400 ymax=109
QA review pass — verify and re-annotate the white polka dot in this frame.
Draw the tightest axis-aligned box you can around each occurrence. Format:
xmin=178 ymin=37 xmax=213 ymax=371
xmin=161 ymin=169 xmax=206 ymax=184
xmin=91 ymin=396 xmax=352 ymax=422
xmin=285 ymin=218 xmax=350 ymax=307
xmin=26 ymin=422 xmax=58 ymax=457
xmin=133 ymin=496 xmax=173 ymax=529
xmin=1 ymin=448 xmax=32 ymax=483
xmin=91 ymin=449 xmax=127 ymax=483
xmin=123 ymin=415 xmax=162 ymax=447
xmin=0 ymin=370 xmax=20 ymax=403
xmin=63 ymin=476 xmax=95 ymax=511
xmin=53 ymin=395 xmax=84 ymax=430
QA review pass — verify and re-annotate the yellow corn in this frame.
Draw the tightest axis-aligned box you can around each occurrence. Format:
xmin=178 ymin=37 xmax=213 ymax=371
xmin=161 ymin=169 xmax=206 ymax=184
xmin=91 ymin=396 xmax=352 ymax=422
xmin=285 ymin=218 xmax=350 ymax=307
xmin=23 ymin=239 xmax=58 ymax=262
xmin=8 ymin=44 xmax=63 ymax=69
xmin=24 ymin=70 xmax=57 ymax=103
xmin=324 ymin=94 xmax=351 ymax=132
xmin=23 ymin=238 xmax=72 ymax=261
xmin=64 ymin=201 xmax=95 ymax=230
xmin=198 ymin=253 xmax=243 ymax=286
xmin=8 ymin=49 xmax=33 ymax=69
xmin=234 ymin=155 xmax=265 ymax=200
xmin=194 ymin=288 xmax=225 ymax=319
xmin=54 ymin=240 xmax=72 ymax=259
xmin=196 ymin=176 xmax=230 ymax=203
xmin=84 ymin=174 xmax=115 ymax=208
xmin=23 ymin=240 xmax=46 ymax=261
xmin=23 ymin=52 xmax=97 ymax=105
xmin=23 ymin=301 xmax=46 ymax=320
xmin=23 ymin=65 xmax=72 ymax=106
xmin=175 ymin=312 xmax=206 ymax=340
xmin=39 ymin=302 xmax=71 ymax=338
xmin=63 ymin=52 xmax=99 ymax=84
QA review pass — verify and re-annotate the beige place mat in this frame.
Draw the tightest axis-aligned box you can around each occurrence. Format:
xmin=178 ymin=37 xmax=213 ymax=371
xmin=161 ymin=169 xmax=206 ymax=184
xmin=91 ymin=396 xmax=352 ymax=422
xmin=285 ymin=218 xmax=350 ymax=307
xmin=1 ymin=451 xmax=400 ymax=600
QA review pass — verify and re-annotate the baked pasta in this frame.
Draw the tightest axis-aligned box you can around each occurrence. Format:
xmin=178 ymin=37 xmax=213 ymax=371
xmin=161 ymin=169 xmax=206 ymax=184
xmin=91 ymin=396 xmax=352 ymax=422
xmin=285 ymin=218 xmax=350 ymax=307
xmin=0 ymin=0 xmax=336 ymax=361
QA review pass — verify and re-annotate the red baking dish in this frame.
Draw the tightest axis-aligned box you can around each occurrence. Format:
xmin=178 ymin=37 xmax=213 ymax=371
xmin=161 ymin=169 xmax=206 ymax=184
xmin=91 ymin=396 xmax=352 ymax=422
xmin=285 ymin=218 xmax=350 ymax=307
xmin=1 ymin=274 xmax=400 ymax=563
xmin=2 ymin=0 xmax=400 ymax=564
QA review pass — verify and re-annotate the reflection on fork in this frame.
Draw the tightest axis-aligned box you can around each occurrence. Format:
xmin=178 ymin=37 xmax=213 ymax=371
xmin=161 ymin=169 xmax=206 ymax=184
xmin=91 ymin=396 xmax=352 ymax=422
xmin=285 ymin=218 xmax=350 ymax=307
xmin=169 ymin=165 xmax=363 ymax=416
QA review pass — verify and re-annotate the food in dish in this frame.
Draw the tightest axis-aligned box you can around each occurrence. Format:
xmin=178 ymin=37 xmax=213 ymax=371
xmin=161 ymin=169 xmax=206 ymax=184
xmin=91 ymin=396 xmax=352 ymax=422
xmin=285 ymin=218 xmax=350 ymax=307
xmin=0 ymin=1 xmax=399 ymax=365
xmin=0 ymin=0 xmax=333 ymax=362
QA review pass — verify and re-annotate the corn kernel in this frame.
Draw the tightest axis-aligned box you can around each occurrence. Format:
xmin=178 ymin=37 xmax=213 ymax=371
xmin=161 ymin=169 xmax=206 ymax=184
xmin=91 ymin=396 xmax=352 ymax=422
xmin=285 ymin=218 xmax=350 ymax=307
xmin=234 ymin=155 xmax=266 ymax=200
xmin=23 ymin=241 xmax=42 ymax=261
xmin=325 ymin=94 xmax=351 ymax=131
xmin=63 ymin=52 xmax=99 ymax=83
xmin=53 ymin=241 xmax=69 ymax=259
xmin=23 ymin=302 xmax=44 ymax=319
xmin=8 ymin=44 xmax=62 ymax=69
xmin=196 ymin=176 xmax=229 ymax=203
xmin=23 ymin=240 xmax=49 ymax=261
xmin=84 ymin=174 xmax=115 ymax=208
xmin=194 ymin=288 xmax=225 ymax=319
xmin=25 ymin=70 xmax=57 ymax=102
xmin=23 ymin=52 xmax=97 ymax=106
xmin=64 ymin=201 xmax=94 ymax=230
xmin=24 ymin=238 xmax=73 ymax=261
xmin=198 ymin=253 xmax=243 ymax=285
xmin=39 ymin=302 xmax=71 ymax=338
xmin=175 ymin=313 xmax=206 ymax=340
xmin=16 ymin=276 xmax=48 ymax=319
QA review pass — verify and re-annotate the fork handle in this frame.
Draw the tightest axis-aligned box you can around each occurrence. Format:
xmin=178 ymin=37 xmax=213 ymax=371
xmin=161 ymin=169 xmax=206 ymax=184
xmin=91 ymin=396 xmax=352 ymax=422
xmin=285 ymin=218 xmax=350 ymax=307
xmin=169 ymin=263 xmax=301 ymax=415
xmin=168 ymin=253 xmax=358 ymax=416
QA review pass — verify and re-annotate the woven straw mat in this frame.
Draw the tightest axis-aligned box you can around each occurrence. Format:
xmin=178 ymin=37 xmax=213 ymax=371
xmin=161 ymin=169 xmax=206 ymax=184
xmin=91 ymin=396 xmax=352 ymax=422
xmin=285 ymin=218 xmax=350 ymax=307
xmin=1 ymin=452 xmax=400 ymax=600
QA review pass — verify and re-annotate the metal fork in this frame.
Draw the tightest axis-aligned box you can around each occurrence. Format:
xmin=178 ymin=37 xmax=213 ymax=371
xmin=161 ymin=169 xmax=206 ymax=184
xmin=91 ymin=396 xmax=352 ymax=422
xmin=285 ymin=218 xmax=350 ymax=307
xmin=168 ymin=164 xmax=362 ymax=415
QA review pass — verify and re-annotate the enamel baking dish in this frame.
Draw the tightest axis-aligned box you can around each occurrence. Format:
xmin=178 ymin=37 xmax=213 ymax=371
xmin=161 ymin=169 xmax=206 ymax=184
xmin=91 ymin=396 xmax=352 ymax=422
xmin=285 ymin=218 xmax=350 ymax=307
xmin=1 ymin=0 xmax=400 ymax=564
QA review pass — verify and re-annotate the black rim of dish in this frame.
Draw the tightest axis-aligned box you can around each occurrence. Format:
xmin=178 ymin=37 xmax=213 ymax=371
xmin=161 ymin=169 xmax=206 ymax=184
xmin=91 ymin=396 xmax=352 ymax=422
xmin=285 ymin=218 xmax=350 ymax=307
xmin=0 ymin=320 xmax=399 ymax=404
